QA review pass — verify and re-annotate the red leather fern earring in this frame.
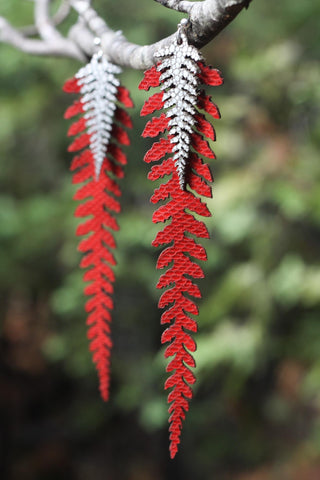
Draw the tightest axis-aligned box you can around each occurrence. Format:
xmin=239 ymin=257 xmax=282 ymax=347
xmin=139 ymin=19 xmax=223 ymax=458
xmin=63 ymin=41 xmax=133 ymax=401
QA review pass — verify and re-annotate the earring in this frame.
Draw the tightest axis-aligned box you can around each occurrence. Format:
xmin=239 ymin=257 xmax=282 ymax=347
xmin=63 ymin=39 xmax=133 ymax=401
xmin=139 ymin=19 xmax=223 ymax=458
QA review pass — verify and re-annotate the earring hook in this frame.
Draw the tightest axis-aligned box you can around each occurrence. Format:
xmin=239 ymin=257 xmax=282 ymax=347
xmin=177 ymin=18 xmax=190 ymax=45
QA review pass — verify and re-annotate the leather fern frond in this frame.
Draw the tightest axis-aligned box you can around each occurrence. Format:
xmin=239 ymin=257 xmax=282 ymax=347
xmin=63 ymin=55 xmax=133 ymax=401
xmin=139 ymin=32 xmax=223 ymax=458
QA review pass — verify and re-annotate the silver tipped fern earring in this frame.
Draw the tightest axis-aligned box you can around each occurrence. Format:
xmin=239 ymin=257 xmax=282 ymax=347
xmin=63 ymin=34 xmax=133 ymax=402
xmin=139 ymin=18 xmax=223 ymax=458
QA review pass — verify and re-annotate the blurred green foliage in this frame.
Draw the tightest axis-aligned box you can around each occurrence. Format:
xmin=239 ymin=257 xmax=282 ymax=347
xmin=1 ymin=1 xmax=320 ymax=479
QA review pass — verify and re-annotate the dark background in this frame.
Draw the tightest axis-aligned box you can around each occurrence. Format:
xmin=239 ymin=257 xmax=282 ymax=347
xmin=0 ymin=1 xmax=320 ymax=478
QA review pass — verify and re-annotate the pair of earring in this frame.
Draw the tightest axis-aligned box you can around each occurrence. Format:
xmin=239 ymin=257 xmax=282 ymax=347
xmin=63 ymin=20 xmax=222 ymax=458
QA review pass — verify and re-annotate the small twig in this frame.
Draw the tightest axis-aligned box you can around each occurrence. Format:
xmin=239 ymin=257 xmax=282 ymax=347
xmin=35 ymin=0 xmax=64 ymax=41
xmin=21 ymin=0 xmax=71 ymax=37
xmin=0 ymin=15 xmax=85 ymax=60
xmin=153 ymin=0 xmax=194 ymax=13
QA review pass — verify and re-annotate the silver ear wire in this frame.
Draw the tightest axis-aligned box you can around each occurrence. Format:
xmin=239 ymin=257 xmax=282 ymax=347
xmin=177 ymin=18 xmax=190 ymax=45
xmin=70 ymin=0 xmax=92 ymax=16
xmin=93 ymin=37 xmax=103 ymax=61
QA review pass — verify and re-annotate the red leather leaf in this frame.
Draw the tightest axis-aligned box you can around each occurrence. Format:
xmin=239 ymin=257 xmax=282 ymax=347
xmin=198 ymin=62 xmax=224 ymax=86
xmin=71 ymin=165 xmax=91 ymax=185
xmin=197 ymin=92 xmax=221 ymax=119
xmin=159 ymin=289 xmax=201 ymax=312
xmin=188 ymin=172 xmax=212 ymax=198
xmin=115 ymin=107 xmax=133 ymax=128
xmin=191 ymin=132 xmax=215 ymax=159
xmin=142 ymin=113 xmax=169 ymax=138
xmin=138 ymin=65 xmax=161 ymax=90
xmin=80 ymin=227 xmax=116 ymax=250
xmin=188 ymin=153 xmax=213 ymax=183
xmin=107 ymin=143 xmax=128 ymax=165
xmin=161 ymin=309 xmax=198 ymax=330
xmin=168 ymin=398 xmax=189 ymax=415
xmin=116 ymin=86 xmax=134 ymax=108
xmin=84 ymin=263 xmax=115 ymax=284
xmin=67 ymin=117 xmax=86 ymax=136
xmin=157 ymin=240 xmax=207 ymax=267
xmin=63 ymin=77 xmax=81 ymax=94
xmin=157 ymin=273 xmax=202 ymax=299
xmin=80 ymin=247 xmax=116 ymax=268
xmin=64 ymin=100 xmax=84 ymax=119
xmin=84 ymin=278 xmax=113 ymax=295
xmin=148 ymin=158 xmax=175 ymax=181
xmin=195 ymin=113 xmax=215 ymax=141
xmin=68 ymin=133 xmax=90 ymax=152
xmin=162 ymin=328 xmax=197 ymax=352
xmin=78 ymin=232 xmax=117 ymax=254
xmin=111 ymin=125 xmax=130 ymax=145
xmin=167 ymin=381 xmax=193 ymax=400
xmin=153 ymin=216 xmax=209 ymax=245
xmin=152 ymin=196 xmax=210 ymax=222
xmin=144 ymin=138 xmax=173 ymax=163
xmin=103 ymin=158 xmax=125 ymax=178
xmin=70 ymin=150 xmax=91 ymax=172
xmin=86 ymin=294 xmax=114 ymax=314
xmin=140 ymin=92 xmax=164 ymax=116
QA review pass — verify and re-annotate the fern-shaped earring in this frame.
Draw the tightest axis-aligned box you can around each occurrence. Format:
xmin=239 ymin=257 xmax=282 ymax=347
xmin=140 ymin=20 xmax=223 ymax=458
xmin=63 ymin=42 xmax=133 ymax=401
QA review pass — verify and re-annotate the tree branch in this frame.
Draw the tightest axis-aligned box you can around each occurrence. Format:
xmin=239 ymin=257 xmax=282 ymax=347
xmin=185 ymin=0 xmax=253 ymax=46
xmin=0 ymin=0 xmax=253 ymax=69
xmin=152 ymin=0 xmax=254 ymax=48
xmin=71 ymin=0 xmax=252 ymax=69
